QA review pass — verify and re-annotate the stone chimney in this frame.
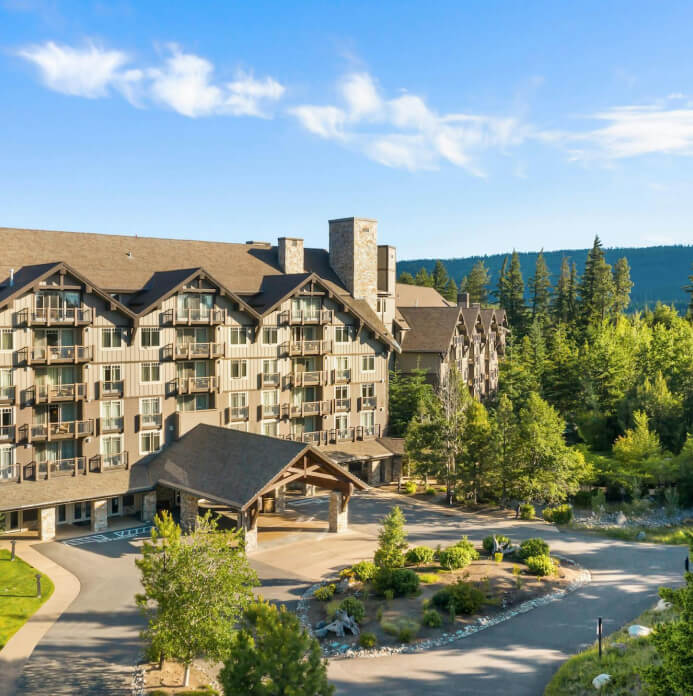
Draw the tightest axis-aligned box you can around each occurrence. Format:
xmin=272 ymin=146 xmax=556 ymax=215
xmin=278 ymin=237 xmax=304 ymax=274
xmin=328 ymin=217 xmax=378 ymax=312
xmin=457 ymin=292 xmax=470 ymax=308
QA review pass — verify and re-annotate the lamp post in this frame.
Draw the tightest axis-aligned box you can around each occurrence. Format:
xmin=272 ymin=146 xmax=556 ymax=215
xmin=597 ymin=617 xmax=603 ymax=660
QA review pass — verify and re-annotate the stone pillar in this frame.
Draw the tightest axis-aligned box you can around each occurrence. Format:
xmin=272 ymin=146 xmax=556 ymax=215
xmin=302 ymin=483 xmax=316 ymax=497
xmin=141 ymin=491 xmax=157 ymax=522
xmin=180 ymin=492 xmax=199 ymax=532
xmin=275 ymin=485 xmax=286 ymax=515
xmin=329 ymin=491 xmax=348 ymax=533
xmin=241 ymin=510 xmax=258 ymax=553
xmin=383 ymin=458 xmax=393 ymax=484
xmin=91 ymin=499 xmax=108 ymax=533
xmin=39 ymin=507 xmax=56 ymax=541
xmin=366 ymin=460 xmax=380 ymax=486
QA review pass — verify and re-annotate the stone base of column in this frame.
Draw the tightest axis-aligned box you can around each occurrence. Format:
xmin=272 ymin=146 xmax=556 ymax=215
xmin=366 ymin=460 xmax=380 ymax=486
xmin=302 ymin=483 xmax=316 ymax=497
xmin=141 ymin=491 xmax=157 ymax=522
xmin=275 ymin=486 xmax=286 ymax=515
xmin=91 ymin=499 xmax=108 ymax=533
xmin=39 ymin=507 xmax=56 ymax=540
xmin=243 ymin=523 xmax=258 ymax=553
xmin=179 ymin=492 xmax=199 ymax=532
xmin=328 ymin=491 xmax=348 ymax=533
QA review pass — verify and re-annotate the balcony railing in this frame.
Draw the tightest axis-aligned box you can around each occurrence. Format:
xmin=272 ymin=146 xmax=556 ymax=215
xmin=357 ymin=424 xmax=381 ymax=440
xmin=283 ymin=430 xmax=329 ymax=445
xmin=358 ymin=396 xmax=378 ymax=410
xmin=33 ymin=382 xmax=87 ymax=404
xmin=20 ymin=345 xmax=92 ymax=365
xmin=172 ymin=342 xmax=225 ymax=360
xmin=262 ymin=403 xmax=281 ymax=418
xmin=89 ymin=451 xmax=129 ymax=472
xmin=176 ymin=376 xmax=219 ymax=394
xmin=279 ymin=309 xmax=334 ymax=325
xmin=0 ymin=425 xmax=15 ymax=442
xmin=261 ymin=372 xmax=281 ymax=387
xmin=334 ymin=398 xmax=351 ymax=412
xmin=139 ymin=413 xmax=162 ymax=430
xmin=0 ymin=385 xmax=15 ymax=404
xmin=0 ymin=464 xmax=20 ymax=483
xmin=284 ymin=340 xmax=333 ymax=356
xmin=99 ymin=380 xmax=124 ymax=399
xmin=289 ymin=370 xmax=327 ymax=387
xmin=284 ymin=400 xmax=331 ymax=418
xmin=36 ymin=457 xmax=86 ymax=478
xmin=228 ymin=406 xmax=248 ymax=422
xmin=164 ymin=308 xmax=226 ymax=325
xmin=100 ymin=416 xmax=124 ymax=434
xmin=333 ymin=369 xmax=351 ymax=384
xmin=329 ymin=427 xmax=356 ymax=442
xmin=19 ymin=419 xmax=94 ymax=443
xmin=17 ymin=306 xmax=92 ymax=326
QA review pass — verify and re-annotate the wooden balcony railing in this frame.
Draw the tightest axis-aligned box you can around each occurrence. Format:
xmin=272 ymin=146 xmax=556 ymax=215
xmin=0 ymin=463 xmax=20 ymax=483
xmin=0 ymin=425 xmax=15 ymax=442
xmin=19 ymin=419 xmax=94 ymax=443
xmin=329 ymin=427 xmax=356 ymax=442
xmin=261 ymin=372 xmax=281 ymax=387
xmin=262 ymin=404 xmax=281 ymax=418
xmin=33 ymin=382 xmax=87 ymax=404
xmin=358 ymin=396 xmax=378 ymax=410
xmin=284 ymin=400 xmax=331 ymax=418
xmin=357 ymin=424 xmax=381 ymax=440
xmin=89 ymin=451 xmax=129 ymax=472
xmin=333 ymin=369 xmax=351 ymax=384
xmin=176 ymin=376 xmax=219 ymax=394
xmin=19 ymin=345 xmax=92 ymax=365
xmin=99 ymin=380 xmax=124 ymax=399
xmin=289 ymin=370 xmax=327 ymax=387
xmin=0 ymin=385 xmax=15 ymax=404
xmin=164 ymin=308 xmax=226 ymax=325
xmin=36 ymin=457 xmax=86 ymax=479
xmin=228 ymin=406 xmax=249 ymax=422
xmin=139 ymin=413 xmax=162 ymax=430
xmin=333 ymin=398 xmax=351 ymax=412
xmin=100 ymin=416 xmax=124 ymax=434
xmin=172 ymin=342 xmax=224 ymax=360
xmin=16 ymin=306 xmax=92 ymax=326
xmin=278 ymin=309 xmax=334 ymax=325
xmin=284 ymin=340 xmax=333 ymax=356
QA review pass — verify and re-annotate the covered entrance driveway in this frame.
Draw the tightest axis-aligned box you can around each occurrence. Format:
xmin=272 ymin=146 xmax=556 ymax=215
xmin=147 ymin=424 xmax=368 ymax=551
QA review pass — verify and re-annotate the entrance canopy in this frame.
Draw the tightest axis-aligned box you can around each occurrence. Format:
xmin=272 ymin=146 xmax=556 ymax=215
xmin=148 ymin=424 xmax=367 ymax=512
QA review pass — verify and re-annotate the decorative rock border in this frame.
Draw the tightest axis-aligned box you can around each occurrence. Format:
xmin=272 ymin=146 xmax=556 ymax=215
xmin=298 ymin=553 xmax=591 ymax=660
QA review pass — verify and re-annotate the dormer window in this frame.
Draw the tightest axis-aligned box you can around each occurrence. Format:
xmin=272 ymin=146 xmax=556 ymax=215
xmin=177 ymin=292 xmax=213 ymax=322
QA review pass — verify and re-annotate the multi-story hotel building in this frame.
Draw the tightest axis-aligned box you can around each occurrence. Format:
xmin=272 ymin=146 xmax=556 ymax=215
xmin=0 ymin=218 xmax=402 ymax=536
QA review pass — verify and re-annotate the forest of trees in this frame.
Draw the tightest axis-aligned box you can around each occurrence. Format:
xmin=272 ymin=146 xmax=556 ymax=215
xmin=393 ymin=239 xmax=693 ymax=506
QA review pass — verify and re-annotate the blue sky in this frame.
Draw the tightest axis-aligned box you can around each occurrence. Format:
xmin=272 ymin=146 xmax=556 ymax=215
xmin=1 ymin=1 xmax=692 ymax=259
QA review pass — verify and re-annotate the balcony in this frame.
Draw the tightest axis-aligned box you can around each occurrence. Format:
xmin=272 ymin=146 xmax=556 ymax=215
xmin=0 ymin=464 xmax=20 ymax=483
xmin=228 ymin=406 xmax=248 ymax=422
xmin=176 ymin=376 xmax=219 ymax=394
xmin=261 ymin=372 xmax=281 ymax=387
xmin=284 ymin=430 xmax=329 ymax=445
xmin=279 ymin=309 xmax=334 ymax=325
xmin=19 ymin=419 xmax=94 ymax=443
xmin=284 ymin=400 xmax=331 ymax=418
xmin=358 ymin=396 xmax=378 ymax=410
xmin=262 ymin=403 xmax=281 ymax=418
xmin=99 ymin=380 xmax=124 ymax=399
xmin=164 ymin=308 xmax=226 ymax=326
xmin=0 ymin=385 xmax=15 ymax=404
xmin=285 ymin=340 xmax=333 ymax=357
xmin=139 ymin=412 xmax=162 ymax=430
xmin=33 ymin=382 xmax=87 ymax=404
xmin=36 ymin=457 xmax=86 ymax=479
xmin=333 ymin=398 xmax=351 ymax=412
xmin=333 ymin=369 xmax=351 ymax=384
xmin=100 ymin=416 xmax=124 ymax=434
xmin=20 ymin=345 xmax=91 ymax=365
xmin=330 ymin=427 xmax=356 ymax=442
xmin=89 ymin=452 xmax=129 ymax=472
xmin=17 ymin=306 xmax=92 ymax=327
xmin=171 ymin=342 xmax=225 ymax=360
xmin=0 ymin=425 xmax=15 ymax=442
xmin=357 ymin=424 xmax=381 ymax=440
xmin=289 ymin=370 xmax=327 ymax=387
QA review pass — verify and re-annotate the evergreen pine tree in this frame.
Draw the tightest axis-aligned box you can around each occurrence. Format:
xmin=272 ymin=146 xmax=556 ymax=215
xmin=398 ymin=271 xmax=415 ymax=285
xmin=530 ymin=250 xmax=551 ymax=326
xmin=443 ymin=276 xmax=458 ymax=303
xmin=461 ymin=260 xmax=491 ymax=305
xmin=505 ymin=251 xmax=527 ymax=335
xmin=612 ymin=257 xmax=633 ymax=315
xmin=432 ymin=260 xmax=450 ymax=295
xmin=579 ymin=236 xmax=615 ymax=327
xmin=567 ymin=261 xmax=579 ymax=324
xmin=414 ymin=267 xmax=434 ymax=287
xmin=552 ymin=257 xmax=571 ymax=324
xmin=684 ymin=262 xmax=693 ymax=317
xmin=496 ymin=255 xmax=510 ymax=307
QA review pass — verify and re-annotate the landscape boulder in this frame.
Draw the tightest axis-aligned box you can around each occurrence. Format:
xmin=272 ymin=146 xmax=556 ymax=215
xmin=628 ymin=624 xmax=652 ymax=638
xmin=592 ymin=674 xmax=611 ymax=690
xmin=615 ymin=511 xmax=627 ymax=527
xmin=654 ymin=598 xmax=672 ymax=612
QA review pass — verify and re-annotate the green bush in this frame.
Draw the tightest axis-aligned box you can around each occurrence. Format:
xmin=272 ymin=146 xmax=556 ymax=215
xmin=314 ymin=583 xmax=336 ymax=601
xmin=518 ymin=538 xmax=550 ymax=560
xmin=454 ymin=536 xmax=480 ymax=560
xmin=520 ymin=503 xmax=535 ymax=520
xmin=374 ymin=567 xmax=420 ymax=597
xmin=494 ymin=552 xmax=503 ymax=563
xmin=572 ymin=489 xmax=594 ymax=507
xmin=431 ymin=579 xmax=485 ymax=615
xmin=482 ymin=534 xmax=511 ymax=554
xmin=438 ymin=546 xmax=473 ymax=570
xmin=418 ymin=573 xmax=439 ymax=584
xmin=358 ymin=632 xmax=377 ymax=648
xmin=542 ymin=504 xmax=573 ymax=525
xmin=398 ymin=624 xmax=418 ymax=643
xmin=350 ymin=560 xmax=376 ymax=582
xmin=525 ymin=555 xmax=556 ymax=577
xmin=325 ymin=599 xmax=341 ymax=620
xmin=425 ymin=486 xmax=436 ymax=496
xmin=404 ymin=481 xmax=418 ymax=495
xmin=405 ymin=546 xmax=435 ymax=566
xmin=422 ymin=608 xmax=442 ymax=628
xmin=339 ymin=597 xmax=365 ymax=623
xmin=384 ymin=589 xmax=394 ymax=602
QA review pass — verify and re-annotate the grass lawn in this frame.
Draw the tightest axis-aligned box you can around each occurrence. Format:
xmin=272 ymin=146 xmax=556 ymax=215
xmin=570 ymin=522 xmax=693 ymax=545
xmin=0 ymin=548 xmax=54 ymax=649
xmin=544 ymin=603 xmax=679 ymax=695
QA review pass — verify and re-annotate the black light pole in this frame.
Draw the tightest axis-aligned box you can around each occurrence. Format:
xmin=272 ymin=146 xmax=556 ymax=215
xmin=597 ymin=617 xmax=603 ymax=660
xmin=686 ymin=556 xmax=690 ymax=574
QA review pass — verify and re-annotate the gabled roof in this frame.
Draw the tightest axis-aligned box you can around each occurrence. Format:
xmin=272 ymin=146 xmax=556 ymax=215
xmin=480 ymin=308 xmax=496 ymax=333
xmin=244 ymin=273 xmax=313 ymax=314
xmin=460 ymin=306 xmax=482 ymax=335
xmin=398 ymin=306 xmax=461 ymax=353
xmin=396 ymin=283 xmax=453 ymax=308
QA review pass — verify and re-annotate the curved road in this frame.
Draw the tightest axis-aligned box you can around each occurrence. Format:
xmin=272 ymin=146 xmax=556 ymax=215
xmin=10 ymin=491 xmax=686 ymax=696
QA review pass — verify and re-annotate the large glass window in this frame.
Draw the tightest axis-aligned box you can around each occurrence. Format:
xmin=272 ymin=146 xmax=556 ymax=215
xmin=262 ymin=421 xmax=278 ymax=437
xmin=177 ymin=293 xmax=213 ymax=321
xmin=101 ymin=434 xmax=123 ymax=467
xmin=0 ymin=330 xmax=13 ymax=351
xmin=230 ymin=360 xmax=247 ymax=378
xmin=262 ymin=327 xmax=278 ymax=345
xmin=0 ymin=446 xmax=14 ymax=479
xmin=141 ymin=328 xmax=160 ymax=348
xmin=229 ymin=327 xmax=249 ymax=345
xmin=141 ymin=430 xmax=161 ymax=454
xmin=103 ymin=364 xmax=122 ymax=382
xmin=141 ymin=362 xmax=160 ymax=383
xmin=335 ymin=326 xmax=351 ymax=343
xmin=361 ymin=355 xmax=375 ymax=372
xmin=102 ymin=327 xmax=122 ymax=349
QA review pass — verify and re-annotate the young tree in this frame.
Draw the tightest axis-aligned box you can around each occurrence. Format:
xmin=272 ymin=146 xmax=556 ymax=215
xmin=220 ymin=600 xmax=334 ymax=696
xmin=685 ymin=262 xmax=693 ymax=317
xmin=530 ymin=250 xmax=551 ymax=326
xmin=543 ymin=324 xmax=581 ymax=417
xmin=432 ymin=260 xmax=451 ymax=296
xmin=398 ymin=271 xmax=415 ymax=285
xmin=552 ymin=257 xmax=572 ymax=325
xmin=612 ymin=257 xmax=633 ymax=315
xmin=496 ymin=255 xmax=510 ymax=308
xmin=579 ymin=236 xmax=615 ymax=327
xmin=525 ymin=318 xmax=548 ymax=393
xmin=405 ymin=398 xmax=447 ymax=485
xmin=374 ymin=506 xmax=408 ymax=569
xmin=414 ymin=267 xmax=434 ymax=287
xmin=504 ymin=251 xmax=527 ymax=335
xmin=136 ymin=511 xmax=258 ymax=686
xmin=443 ymin=275 xmax=459 ymax=303
xmin=568 ymin=261 xmax=579 ymax=324
xmin=612 ymin=410 xmax=663 ymax=478
xmin=489 ymin=394 xmax=519 ymax=503
xmin=461 ymin=260 xmax=491 ymax=305
xmin=389 ymin=367 xmax=434 ymax=437
xmin=456 ymin=400 xmax=492 ymax=504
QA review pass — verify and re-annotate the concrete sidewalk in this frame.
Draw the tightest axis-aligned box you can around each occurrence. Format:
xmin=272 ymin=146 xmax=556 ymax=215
xmin=0 ymin=540 xmax=80 ymax=696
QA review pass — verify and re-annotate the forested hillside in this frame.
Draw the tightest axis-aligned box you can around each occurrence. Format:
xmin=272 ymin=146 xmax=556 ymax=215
xmin=397 ymin=245 xmax=693 ymax=312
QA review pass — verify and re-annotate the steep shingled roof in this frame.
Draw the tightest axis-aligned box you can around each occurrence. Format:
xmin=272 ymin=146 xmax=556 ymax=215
xmin=398 ymin=306 xmax=461 ymax=353
xmin=395 ymin=283 xmax=453 ymax=308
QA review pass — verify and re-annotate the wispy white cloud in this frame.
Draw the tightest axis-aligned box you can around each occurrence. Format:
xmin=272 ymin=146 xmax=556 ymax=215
xmin=18 ymin=40 xmax=284 ymax=118
xmin=289 ymin=105 xmax=346 ymax=139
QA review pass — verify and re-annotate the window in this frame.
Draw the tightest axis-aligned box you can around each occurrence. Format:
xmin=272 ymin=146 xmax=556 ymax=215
xmin=141 ymin=430 xmax=161 ymax=454
xmin=102 ymin=434 xmax=123 ymax=467
xmin=141 ymin=328 xmax=160 ymax=348
xmin=229 ymin=421 xmax=248 ymax=432
xmin=0 ymin=330 xmax=13 ymax=351
xmin=0 ymin=446 xmax=14 ymax=479
xmin=361 ymin=383 xmax=375 ymax=398
xmin=123 ymin=494 xmax=135 ymax=507
xmin=101 ymin=401 xmax=122 ymax=430
xmin=141 ymin=362 xmax=160 ymax=383
xmin=230 ymin=392 xmax=248 ymax=408
xmin=335 ymin=385 xmax=348 ymax=401
xmin=262 ymin=421 xmax=278 ymax=437
xmin=376 ymin=298 xmax=386 ymax=313
xmin=177 ymin=394 xmax=210 ymax=412
xmin=230 ymin=360 xmax=247 ymax=379
xmin=262 ymin=327 xmax=278 ymax=345
xmin=263 ymin=359 xmax=278 ymax=374
xmin=230 ymin=327 xmax=249 ymax=345
xmin=361 ymin=355 xmax=375 ymax=372
xmin=57 ymin=505 xmax=66 ymax=523
xmin=102 ymin=364 xmax=122 ymax=382
xmin=0 ymin=407 xmax=13 ymax=427
xmin=335 ymin=414 xmax=348 ymax=434
xmin=110 ymin=497 xmax=120 ymax=515
xmin=262 ymin=390 xmax=279 ymax=415
xmin=360 ymin=410 xmax=375 ymax=430
xmin=335 ymin=326 xmax=351 ymax=343
xmin=140 ymin=397 xmax=161 ymax=428
xmin=102 ymin=327 xmax=122 ymax=349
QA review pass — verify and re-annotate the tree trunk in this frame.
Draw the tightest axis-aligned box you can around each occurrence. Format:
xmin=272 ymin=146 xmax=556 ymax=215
xmin=183 ymin=663 xmax=191 ymax=687
xmin=159 ymin=653 xmax=164 ymax=671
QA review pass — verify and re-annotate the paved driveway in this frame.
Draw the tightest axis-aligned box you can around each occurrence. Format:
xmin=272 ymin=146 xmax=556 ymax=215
xmin=11 ymin=491 xmax=686 ymax=696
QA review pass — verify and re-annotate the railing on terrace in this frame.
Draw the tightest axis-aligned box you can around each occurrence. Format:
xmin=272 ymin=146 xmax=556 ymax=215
xmin=333 ymin=369 xmax=351 ymax=384
xmin=89 ymin=452 xmax=129 ymax=472
xmin=19 ymin=419 xmax=94 ymax=443
xmin=33 ymin=382 xmax=87 ymax=403
xmin=176 ymin=376 xmax=219 ymax=393
xmin=172 ymin=342 xmax=224 ymax=360
xmin=100 ymin=416 xmax=124 ymax=434
xmin=164 ymin=308 xmax=226 ymax=325
xmin=99 ymin=380 xmax=124 ymax=399
xmin=139 ymin=412 xmax=162 ymax=430
xmin=16 ymin=306 xmax=92 ymax=326
xmin=278 ymin=309 xmax=334 ymax=325
xmin=20 ymin=345 xmax=92 ymax=365
xmin=0 ymin=385 xmax=15 ymax=404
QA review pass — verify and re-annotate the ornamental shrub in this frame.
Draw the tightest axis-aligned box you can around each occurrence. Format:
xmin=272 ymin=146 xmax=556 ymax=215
xmin=431 ymin=579 xmax=485 ymax=615
xmin=482 ymin=534 xmax=511 ymax=554
xmin=454 ymin=536 xmax=480 ymax=560
xmin=422 ymin=608 xmax=442 ymax=628
xmin=520 ymin=503 xmax=536 ymax=520
xmin=494 ymin=553 xmax=503 ymax=563
xmin=374 ymin=506 xmax=408 ymax=570
xmin=542 ymin=504 xmax=573 ymax=525
xmin=404 ymin=481 xmax=418 ymax=495
xmin=572 ymin=489 xmax=594 ymax=508
xmin=374 ymin=567 xmax=420 ymax=597
xmin=350 ymin=560 xmax=376 ymax=582
xmin=425 ymin=487 xmax=436 ymax=496
xmin=313 ymin=583 xmax=336 ymax=601
xmin=438 ymin=546 xmax=473 ymax=570
xmin=339 ymin=597 xmax=365 ymax=623
xmin=358 ymin=632 xmax=377 ymax=649
xmin=405 ymin=546 xmax=435 ymax=566
xmin=518 ymin=538 xmax=550 ymax=560
xmin=525 ymin=555 xmax=556 ymax=577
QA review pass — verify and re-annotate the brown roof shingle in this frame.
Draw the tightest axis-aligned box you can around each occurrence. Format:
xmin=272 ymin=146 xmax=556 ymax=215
xmin=398 ymin=306 xmax=461 ymax=353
